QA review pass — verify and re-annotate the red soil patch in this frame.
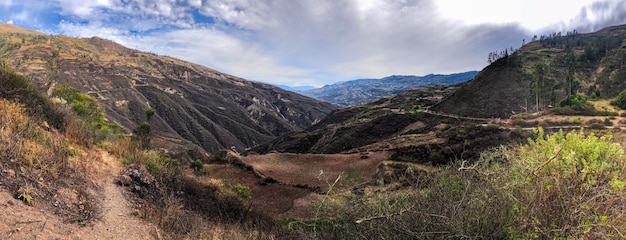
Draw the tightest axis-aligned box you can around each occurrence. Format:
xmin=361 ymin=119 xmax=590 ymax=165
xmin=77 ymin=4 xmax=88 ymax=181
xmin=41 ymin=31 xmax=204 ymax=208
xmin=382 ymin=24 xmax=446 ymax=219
xmin=203 ymin=164 xmax=312 ymax=218
xmin=205 ymin=151 xmax=391 ymax=219
xmin=241 ymin=152 xmax=391 ymax=190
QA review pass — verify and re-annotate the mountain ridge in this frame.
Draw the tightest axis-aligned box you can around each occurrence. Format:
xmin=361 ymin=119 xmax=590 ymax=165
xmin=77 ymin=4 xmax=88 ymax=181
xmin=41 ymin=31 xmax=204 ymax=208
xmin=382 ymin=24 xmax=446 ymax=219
xmin=298 ymin=71 xmax=478 ymax=107
xmin=0 ymin=24 xmax=337 ymax=153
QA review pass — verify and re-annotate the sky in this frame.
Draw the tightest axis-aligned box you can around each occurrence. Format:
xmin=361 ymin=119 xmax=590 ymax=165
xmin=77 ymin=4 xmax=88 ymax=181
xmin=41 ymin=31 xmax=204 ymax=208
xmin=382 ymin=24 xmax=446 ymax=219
xmin=1 ymin=0 xmax=625 ymax=87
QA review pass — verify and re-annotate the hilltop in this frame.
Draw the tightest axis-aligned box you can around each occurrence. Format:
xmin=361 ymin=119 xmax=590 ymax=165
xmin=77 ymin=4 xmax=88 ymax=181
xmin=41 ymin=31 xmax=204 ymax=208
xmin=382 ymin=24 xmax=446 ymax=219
xmin=299 ymin=71 xmax=477 ymax=107
xmin=434 ymin=25 xmax=626 ymax=118
xmin=0 ymin=24 xmax=337 ymax=154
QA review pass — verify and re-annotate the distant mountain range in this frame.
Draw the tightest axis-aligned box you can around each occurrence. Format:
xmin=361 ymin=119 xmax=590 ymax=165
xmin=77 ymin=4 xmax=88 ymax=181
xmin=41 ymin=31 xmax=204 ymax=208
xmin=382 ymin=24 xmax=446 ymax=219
xmin=296 ymin=71 xmax=478 ymax=107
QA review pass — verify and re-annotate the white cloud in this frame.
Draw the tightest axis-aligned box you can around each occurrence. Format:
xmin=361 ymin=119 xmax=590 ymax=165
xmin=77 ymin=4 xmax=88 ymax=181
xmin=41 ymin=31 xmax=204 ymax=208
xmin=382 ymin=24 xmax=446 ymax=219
xmin=57 ymin=0 xmax=111 ymax=19
xmin=8 ymin=0 xmax=626 ymax=87
xmin=134 ymin=28 xmax=316 ymax=86
xmin=564 ymin=0 xmax=626 ymax=32
xmin=7 ymin=20 xmax=13 ymax=24
xmin=197 ymin=0 xmax=280 ymax=30
xmin=1 ymin=0 xmax=13 ymax=8
xmin=58 ymin=21 xmax=127 ymax=42
xmin=215 ymin=0 xmax=519 ymax=82
xmin=435 ymin=0 xmax=596 ymax=31
xmin=187 ymin=0 xmax=201 ymax=8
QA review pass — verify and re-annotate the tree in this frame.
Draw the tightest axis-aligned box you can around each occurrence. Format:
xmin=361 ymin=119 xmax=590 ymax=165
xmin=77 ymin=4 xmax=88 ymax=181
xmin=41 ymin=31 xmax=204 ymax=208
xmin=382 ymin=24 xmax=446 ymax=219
xmin=566 ymin=59 xmax=575 ymax=97
xmin=133 ymin=108 xmax=155 ymax=149
xmin=532 ymin=63 xmax=547 ymax=112
xmin=559 ymin=94 xmax=591 ymax=111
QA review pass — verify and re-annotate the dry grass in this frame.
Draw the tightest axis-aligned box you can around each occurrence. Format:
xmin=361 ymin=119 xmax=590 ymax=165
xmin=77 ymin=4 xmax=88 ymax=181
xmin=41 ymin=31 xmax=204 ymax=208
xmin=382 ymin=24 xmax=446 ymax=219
xmin=0 ymin=98 xmax=101 ymax=224
xmin=108 ymin=142 xmax=295 ymax=239
xmin=0 ymin=24 xmax=45 ymax=36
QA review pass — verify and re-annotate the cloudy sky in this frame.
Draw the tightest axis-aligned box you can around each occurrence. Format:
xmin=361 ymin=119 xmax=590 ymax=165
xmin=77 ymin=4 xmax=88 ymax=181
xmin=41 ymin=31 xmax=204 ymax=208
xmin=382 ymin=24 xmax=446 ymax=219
xmin=1 ymin=0 xmax=625 ymax=87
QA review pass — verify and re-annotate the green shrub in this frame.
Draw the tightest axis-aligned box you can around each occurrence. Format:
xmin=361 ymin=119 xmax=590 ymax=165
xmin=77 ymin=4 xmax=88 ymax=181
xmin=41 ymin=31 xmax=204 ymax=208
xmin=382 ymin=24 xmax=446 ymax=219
xmin=559 ymin=94 xmax=590 ymax=111
xmin=508 ymin=128 xmax=626 ymax=238
xmin=190 ymin=159 xmax=205 ymax=174
xmin=233 ymin=184 xmax=252 ymax=200
xmin=134 ymin=150 xmax=181 ymax=182
xmin=610 ymin=89 xmax=626 ymax=109
xmin=52 ymin=85 xmax=122 ymax=143
xmin=292 ymin=128 xmax=626 ymax=239
xmin=509 ymin=112 xmax=534 ymax=120
xmin=52 ymin=86 xmax=99 ymax=119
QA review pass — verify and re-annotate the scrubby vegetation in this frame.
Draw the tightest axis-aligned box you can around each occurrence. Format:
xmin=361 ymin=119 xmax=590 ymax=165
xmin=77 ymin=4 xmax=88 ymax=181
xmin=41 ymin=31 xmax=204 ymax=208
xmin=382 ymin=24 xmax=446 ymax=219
xmin=0 ymin=62 xmax=101 ymax=223
xmin=7 ymin=57 xmax=626 ymax=238
xmin=52 ymin=85 xmax=122 ymax=144
xmin=0 ymin=63 xmax=289 ymax=238
xmin=611 ymin=89 xmax=626 ymax=110
xmin=555 ymin=94 xmax=596 ymax=115
xmin=287 ymin=128 xmax=626 ymax=239
xmin=107 ymin=145 xmax=290 ymax=239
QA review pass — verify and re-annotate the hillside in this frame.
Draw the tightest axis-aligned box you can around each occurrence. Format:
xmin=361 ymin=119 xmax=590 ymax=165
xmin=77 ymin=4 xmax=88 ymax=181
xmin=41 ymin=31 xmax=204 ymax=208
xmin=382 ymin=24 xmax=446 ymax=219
xmin=0 ymin=24 xmax=337 ymax=153
xmin=299 ymin=71 xmax=477 ymax=107
xmin=0 ymin=63 xmax=159 ymax=238
xmin=251 ymin=85 xmax=517 ymax=165
xmin=434 ymin=25 xmax=626 ymax=118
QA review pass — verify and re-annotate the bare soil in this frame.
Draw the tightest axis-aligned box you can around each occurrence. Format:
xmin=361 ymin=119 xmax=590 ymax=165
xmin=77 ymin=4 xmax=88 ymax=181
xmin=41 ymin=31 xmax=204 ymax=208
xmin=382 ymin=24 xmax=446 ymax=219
xmin=0 ymin=151 xmax=158 ymax=239
xmin=242 ymin=152 xmax=390 ymax=189
xmin=199 ymin=152 xmax=390 ymax=219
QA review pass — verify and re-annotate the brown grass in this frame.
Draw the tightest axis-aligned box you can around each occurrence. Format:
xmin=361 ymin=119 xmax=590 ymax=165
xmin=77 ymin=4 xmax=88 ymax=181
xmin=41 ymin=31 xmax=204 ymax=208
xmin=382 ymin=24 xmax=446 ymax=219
xmin=0 ymin=98 xmax=101 ymax=224
xmin=0 ymin=24 xmax=45 ymax=36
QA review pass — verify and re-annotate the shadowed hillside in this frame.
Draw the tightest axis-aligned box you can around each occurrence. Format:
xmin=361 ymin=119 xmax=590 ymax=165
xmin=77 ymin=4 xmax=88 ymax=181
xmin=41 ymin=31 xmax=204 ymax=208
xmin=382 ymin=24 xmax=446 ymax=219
xmin=0 ymin=24 xmax=337 ymax=153
xmin=251 ymin=86 xmax=519 ymax=166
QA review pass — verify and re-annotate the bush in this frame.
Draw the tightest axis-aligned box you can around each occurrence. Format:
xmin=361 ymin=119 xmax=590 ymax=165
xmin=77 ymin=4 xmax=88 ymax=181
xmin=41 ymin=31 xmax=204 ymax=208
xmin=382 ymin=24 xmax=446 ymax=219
xmin=0 ymin=61 xmax=70 ymax=130
xmin=610 ymin=89 xmax=626 ymax=109
xmin=232 ymin=184 xmax=252 ymax=201
xmin=509 ymin=112 xmax=534 ymax=120
xmin=290 ymin=147 xmax=514 ymax=239
xmin=292 ymin=128 xmax=626 ymax=239
xmin=559 ymin=94 xmax=590 ymax=110
xmin=190 ymin=159 xmax=205 ymax=174
xmin=135 ymin=150 xmax=180 ymax=181
xmin=508 ymin=128 xmax=626 ymax=238
xmin=52 ymin=85 xmax=122 ymax=144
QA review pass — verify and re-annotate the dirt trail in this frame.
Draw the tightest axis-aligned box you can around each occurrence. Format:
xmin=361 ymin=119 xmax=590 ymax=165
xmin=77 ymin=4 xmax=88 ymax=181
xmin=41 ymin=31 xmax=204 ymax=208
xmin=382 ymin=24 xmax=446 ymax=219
xmin=92 ymin=151 xmax=157 ymax=240
xmin=0 ymin=151 xmax=158 ymax=239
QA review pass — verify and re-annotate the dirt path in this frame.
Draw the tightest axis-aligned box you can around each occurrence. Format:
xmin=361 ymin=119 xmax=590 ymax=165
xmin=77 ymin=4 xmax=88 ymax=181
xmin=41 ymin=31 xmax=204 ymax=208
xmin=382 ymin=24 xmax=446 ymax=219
xmin=0 ymin=151 xmax=158 ymax=239
xmin=92 ymin=151 xmax=157 ymax=240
